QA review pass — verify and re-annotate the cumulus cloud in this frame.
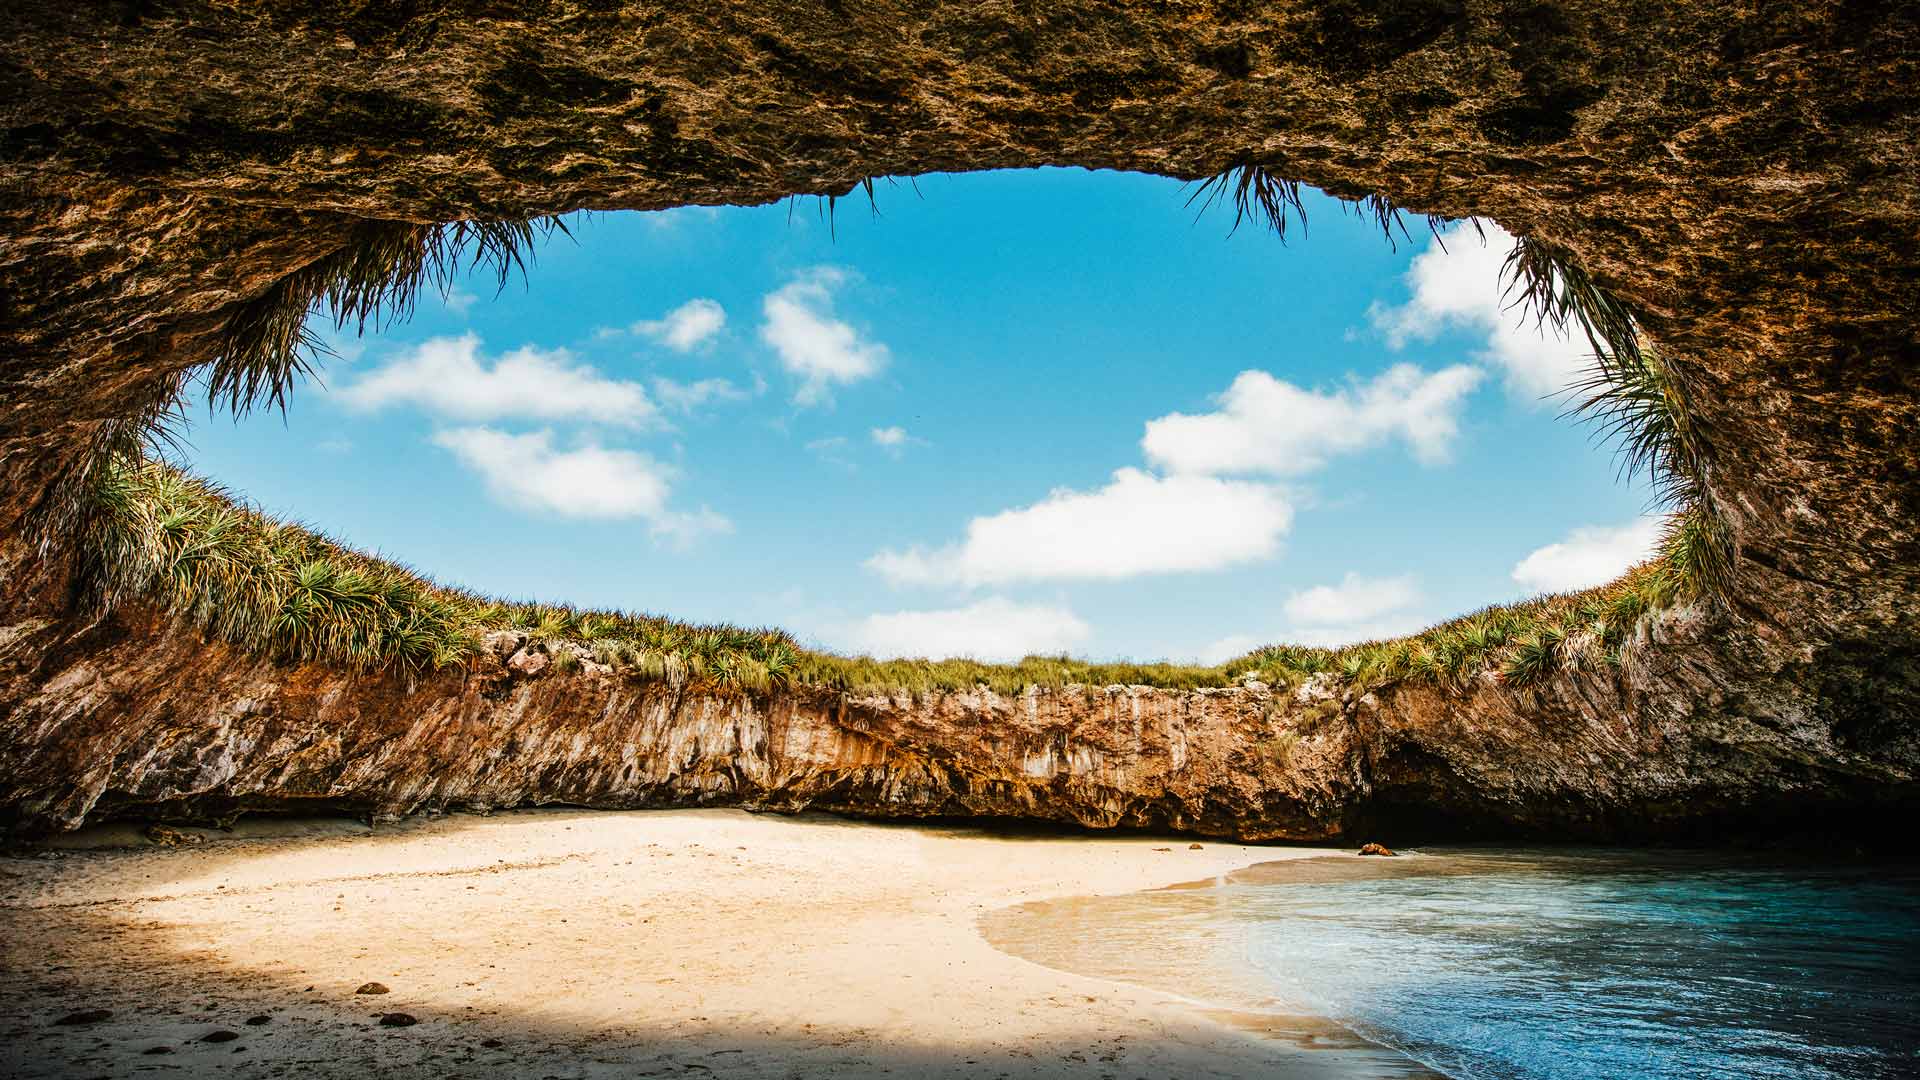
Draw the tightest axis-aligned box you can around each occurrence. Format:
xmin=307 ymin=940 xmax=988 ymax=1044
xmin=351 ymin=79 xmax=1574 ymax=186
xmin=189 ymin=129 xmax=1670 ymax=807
xmin=1368 ymin=220 xmax=1590 ymax=400
xmin=1190 ymin=576 xmax=1436 ymax=661
xmin=431 ymin=427 xmax=728 ymax=541
xmin=845 ymin=598 xmax=1091 ymax=661
xmin=634 ymin=298 xmax=726 ymax=351
xmin=441 ymin=286 xmax=478 ymax=316
xmin=1283 ymin=573 xmax=1422 ymax=626
xmin=760 ymin=268 xmax=889 ymax=404
xmin=1192 ymin=575 xmax=1428 ymax=661
xmin=1194 ymin=611 xmax=1435 ymax=662
xmin=867 ymin=468 xmax=1293 ymax=587
xmin=1141 ymin=364 xmax=1483 ymax=477
xmin=1511 ymin=517 xmax=1664 ymax=593
xmin=870 ymin=425 xmax=925 ymax=455
xmin=338 ymin=334 xmax=658 ymax=428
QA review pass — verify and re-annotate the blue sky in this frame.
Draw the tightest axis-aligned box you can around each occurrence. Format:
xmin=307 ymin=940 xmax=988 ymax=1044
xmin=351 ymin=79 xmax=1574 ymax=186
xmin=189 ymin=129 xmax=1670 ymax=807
xmin=181 ymin=168 xmax=1657 ymax=663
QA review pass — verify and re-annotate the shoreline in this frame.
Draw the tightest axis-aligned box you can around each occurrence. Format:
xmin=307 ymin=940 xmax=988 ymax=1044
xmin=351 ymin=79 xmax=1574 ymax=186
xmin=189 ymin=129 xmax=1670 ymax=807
xmin=1 ymin=807 xmax=1437 ymax=1078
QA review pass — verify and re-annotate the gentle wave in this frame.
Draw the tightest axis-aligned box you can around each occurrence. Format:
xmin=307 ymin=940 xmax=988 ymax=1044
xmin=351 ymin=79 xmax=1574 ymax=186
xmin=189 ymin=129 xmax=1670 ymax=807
xmin=983 ymin=848 xmax=1920 ymax=1079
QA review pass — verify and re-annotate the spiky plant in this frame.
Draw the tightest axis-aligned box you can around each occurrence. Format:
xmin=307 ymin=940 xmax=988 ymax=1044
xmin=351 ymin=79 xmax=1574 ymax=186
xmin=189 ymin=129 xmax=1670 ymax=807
xmin=1501 ymin=234 xmax=1643 ymax=370
xmin=1188 ymin=164 xmax=1309 ymax=240
xmin=1501 ymin=630 xmax=1561 ymax=687
xmin=1566 ymin=345 xmax=1734 ymax=600
xmin=206 ymin=217 xmax=569 ymax=418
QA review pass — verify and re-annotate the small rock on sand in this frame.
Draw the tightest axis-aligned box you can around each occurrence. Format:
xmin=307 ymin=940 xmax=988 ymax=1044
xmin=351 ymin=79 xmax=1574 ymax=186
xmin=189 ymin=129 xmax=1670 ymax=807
xmin=1357 ymin=842 xmax=1396 ymax=857
xmin=378 ymin=1012 xmax=419 ymax=1027
xmin=1188 ymin=843 xmax=1204 ymax=850
xmin=141 ymin=1045 xmax=174 ymax=1055
xmin=354 ymin=982 xmax=390 ymax=995
xmin=480 ymin=1037 xmax=505 ymax=1048
xmin=143 ymin=824 xmax=201 ymax=847
xmin=52 ymin=1009 xmax=111 ymax=1025
xmin=201 ymin=1029 xmax=240 ymax=1043
xmin=244 ymin=1014 xmax=271 ymax=1025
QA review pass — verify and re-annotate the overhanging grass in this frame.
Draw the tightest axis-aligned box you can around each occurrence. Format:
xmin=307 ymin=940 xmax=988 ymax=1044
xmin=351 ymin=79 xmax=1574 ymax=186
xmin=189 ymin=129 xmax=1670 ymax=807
xmin=88 ymin=459 xmax=1692 ymax=696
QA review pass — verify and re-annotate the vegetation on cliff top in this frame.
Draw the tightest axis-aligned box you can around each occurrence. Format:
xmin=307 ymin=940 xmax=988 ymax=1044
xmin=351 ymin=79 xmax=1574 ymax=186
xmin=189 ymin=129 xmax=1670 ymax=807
xmin=90 ymin=458 xmax=1700 ymax=697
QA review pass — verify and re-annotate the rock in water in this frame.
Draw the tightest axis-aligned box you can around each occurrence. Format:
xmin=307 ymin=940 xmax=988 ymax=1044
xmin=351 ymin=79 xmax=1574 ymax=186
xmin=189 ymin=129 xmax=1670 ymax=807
xmin=354 ymin=982 xmax=390 ymax=995
xmin=1358 ymin=842 xmax=1396 ymax=857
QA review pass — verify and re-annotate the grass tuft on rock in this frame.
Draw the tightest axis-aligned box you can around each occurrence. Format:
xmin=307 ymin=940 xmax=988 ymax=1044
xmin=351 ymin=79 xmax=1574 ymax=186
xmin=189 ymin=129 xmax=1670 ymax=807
xmin=89 ymin=459 xmax=1699 ymax=697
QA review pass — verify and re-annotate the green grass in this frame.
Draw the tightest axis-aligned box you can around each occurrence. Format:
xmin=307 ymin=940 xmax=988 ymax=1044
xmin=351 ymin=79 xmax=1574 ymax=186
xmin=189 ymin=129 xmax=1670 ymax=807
xmin=87 ymin=459 xmax=1698 ymax=696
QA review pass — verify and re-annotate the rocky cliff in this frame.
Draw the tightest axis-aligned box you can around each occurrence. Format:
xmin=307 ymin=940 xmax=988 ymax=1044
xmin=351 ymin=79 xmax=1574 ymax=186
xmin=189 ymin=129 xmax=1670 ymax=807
xmin=5 ymin=588 xmax=1912 ymax=843
xmin=2 ymin=1 xmax=1917 ymax=841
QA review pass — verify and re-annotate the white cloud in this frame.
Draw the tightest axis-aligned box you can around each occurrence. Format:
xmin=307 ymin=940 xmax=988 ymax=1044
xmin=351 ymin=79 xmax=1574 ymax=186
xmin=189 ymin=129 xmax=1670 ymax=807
xmin=1192 ymin=574 xmax=1428 ymax=662
xmin=634 ymin=298 xmax=726 ymax=351
xmin=1283 ymin=573 xmax=1421 ymax=625
xmin=845 ymin=598 xmax=1091 ymax=661
xmin=1368 ymin=220 xmax=1590 ymax=400
xmin=1195 ymin=611 xmax=1435 ymax=662
xmin=1193 ymin=633 xmax=1266 ymax=665
xmin=867 ymin=468 xmax=1293 ymax=586
xmin=441 ymin=286 xmax=478 ymax=317
xmin=431 ymin=427 xmax=728 ymax=542
xmin=339 ymin=334 xmax=658 ymax=428
xmin=760 ymin=268 xmax=889 ymax=405
xmin=1511 ymin=517 xmax=1664 ymax=593
xmin=652 ymin=376 xmax=746 ymax=413
xmin=1141 ymin=364 xmax=1483 ymax=477
xmin=871 ymin=425 xmax=910 ymax=447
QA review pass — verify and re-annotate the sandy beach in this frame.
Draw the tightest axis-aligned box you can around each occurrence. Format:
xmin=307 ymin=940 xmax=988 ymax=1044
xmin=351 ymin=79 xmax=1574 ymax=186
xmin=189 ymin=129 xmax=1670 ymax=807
xmin=0 ymin=809 xmax=1434 ymax=1078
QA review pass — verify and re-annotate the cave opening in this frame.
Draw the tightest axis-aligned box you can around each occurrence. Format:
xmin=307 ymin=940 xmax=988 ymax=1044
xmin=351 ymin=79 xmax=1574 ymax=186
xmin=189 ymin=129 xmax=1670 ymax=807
xmin=153 ymin=167 xmax=1657 ymax=675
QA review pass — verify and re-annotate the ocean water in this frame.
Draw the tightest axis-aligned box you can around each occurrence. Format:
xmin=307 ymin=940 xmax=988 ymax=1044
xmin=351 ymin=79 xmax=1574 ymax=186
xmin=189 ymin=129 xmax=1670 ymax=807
xmin=981 ymin=849 xmax=1920 ymax=1080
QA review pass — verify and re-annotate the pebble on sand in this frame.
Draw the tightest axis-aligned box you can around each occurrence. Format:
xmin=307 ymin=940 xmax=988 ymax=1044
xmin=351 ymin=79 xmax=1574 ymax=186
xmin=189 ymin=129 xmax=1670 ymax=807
xmin=1357 ymin=842 xmax=1397 ymax=857
xmin=354 ymin=982 xmax=390 ymax=995
xmin=201 ymin=1030 xmax=241 ymax=1043
xmin=244 ymin=1014 xmax=272 ymax=1025
xmin=141 ymin=1046 xmax=174 ymax=1055
xmin=378 ymin=1012 xmax=420 ymax=1027
xmin=52 ymin=1009 xmax=111 ymax=1025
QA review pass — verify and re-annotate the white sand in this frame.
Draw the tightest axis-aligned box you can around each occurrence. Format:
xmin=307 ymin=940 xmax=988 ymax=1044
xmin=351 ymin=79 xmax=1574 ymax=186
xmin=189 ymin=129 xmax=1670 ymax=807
xmin=1 ymin=809 xmax=1432 ymax=1077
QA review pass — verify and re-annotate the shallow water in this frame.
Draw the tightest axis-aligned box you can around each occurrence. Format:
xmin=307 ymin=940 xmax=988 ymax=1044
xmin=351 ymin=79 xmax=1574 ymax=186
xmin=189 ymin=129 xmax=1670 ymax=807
xmin=982 ymin=848 xmax=1920 ymax=1080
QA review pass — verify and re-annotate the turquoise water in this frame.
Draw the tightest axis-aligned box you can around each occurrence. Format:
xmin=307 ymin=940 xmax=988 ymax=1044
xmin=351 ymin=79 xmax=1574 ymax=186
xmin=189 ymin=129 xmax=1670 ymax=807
xmin=983 ymin=849 xmax=1920 ymax=1079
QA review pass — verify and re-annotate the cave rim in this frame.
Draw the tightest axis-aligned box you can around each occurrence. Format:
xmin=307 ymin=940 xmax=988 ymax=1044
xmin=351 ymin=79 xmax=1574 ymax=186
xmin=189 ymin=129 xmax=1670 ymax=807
xmin=7 ymin=0 xmax=1913 ymax=690
xmin=94 ymin=170 xmax=1691 ymax=682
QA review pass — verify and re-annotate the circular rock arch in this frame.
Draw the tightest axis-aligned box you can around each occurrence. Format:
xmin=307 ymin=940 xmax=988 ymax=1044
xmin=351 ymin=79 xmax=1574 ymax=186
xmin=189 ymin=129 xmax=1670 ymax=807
xmin=1 ymin=1 xmax=1916 ymax=841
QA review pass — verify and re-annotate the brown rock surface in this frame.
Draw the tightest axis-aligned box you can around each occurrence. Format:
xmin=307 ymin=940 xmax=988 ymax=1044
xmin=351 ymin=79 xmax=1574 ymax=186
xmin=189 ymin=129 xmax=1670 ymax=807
xmin=1 ymin=2 xmax=1917 ymax=842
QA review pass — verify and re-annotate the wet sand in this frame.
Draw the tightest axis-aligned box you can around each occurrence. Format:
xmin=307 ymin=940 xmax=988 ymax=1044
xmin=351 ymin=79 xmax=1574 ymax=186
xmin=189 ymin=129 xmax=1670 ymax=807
xmin=0 ymin=808 xmax=1433 ymax=1078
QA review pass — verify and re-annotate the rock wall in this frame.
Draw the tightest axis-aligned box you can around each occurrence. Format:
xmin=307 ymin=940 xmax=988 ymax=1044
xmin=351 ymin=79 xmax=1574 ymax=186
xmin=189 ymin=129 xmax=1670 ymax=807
xmin=2 ymin=2 xmax=1917 ymax=840
xmin=5 ymin=593 xmax=1912 ymax=842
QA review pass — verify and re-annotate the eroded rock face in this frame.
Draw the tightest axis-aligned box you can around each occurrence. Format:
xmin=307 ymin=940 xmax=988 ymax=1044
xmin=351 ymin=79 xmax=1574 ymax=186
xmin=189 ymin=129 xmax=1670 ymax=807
xmin=2 ymin=596 xmax=1911 ymax=842
xmin=1 ymin=3 xmax=1917 ymax=840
